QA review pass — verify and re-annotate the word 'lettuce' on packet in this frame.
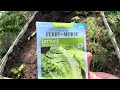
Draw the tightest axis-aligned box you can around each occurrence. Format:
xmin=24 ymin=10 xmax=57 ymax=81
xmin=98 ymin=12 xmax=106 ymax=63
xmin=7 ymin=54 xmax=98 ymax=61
xmin=36 ymin=22 xmax=88 ymax=79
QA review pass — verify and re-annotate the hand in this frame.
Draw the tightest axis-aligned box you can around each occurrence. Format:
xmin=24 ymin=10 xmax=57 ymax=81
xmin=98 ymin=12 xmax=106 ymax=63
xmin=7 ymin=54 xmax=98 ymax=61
xmin=87 ymin=52 xmax=119 ymax=79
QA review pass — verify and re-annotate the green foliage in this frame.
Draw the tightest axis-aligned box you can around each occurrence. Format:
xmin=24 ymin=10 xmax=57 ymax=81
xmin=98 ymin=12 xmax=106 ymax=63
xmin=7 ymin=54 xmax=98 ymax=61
xmin=75 ymin=11 xmax=89 ymax=16
xmin=11 ymin=64 xmax=25 ymax=77
xmin=86 ymin=17 xmax=97 ymax=40
xmin=0 ymin=11 xmax=26 ymax=33
xmin=0 ymin=32 xmax=17 ymax=58
xmin=75 ymin=11 xmax=81 ymax=15
xmin=86 ymin=16 xmax=111 ymax=72
xmin=71 ymin=16 xmax=80 ymax=22
xmin=105 ymin=11 xmax=120 ymax=15
xmin=0 ymin=11 xmax=27 ymax=59
xmin=86 ymin=12 xmax=120 ymax=72
xmin=105 ymin=11 xmax=120 ymax=36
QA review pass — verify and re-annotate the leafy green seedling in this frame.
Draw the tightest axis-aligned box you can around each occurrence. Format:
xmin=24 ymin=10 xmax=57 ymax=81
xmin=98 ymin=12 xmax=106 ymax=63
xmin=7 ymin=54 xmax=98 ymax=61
xmin=28 ymin=31 xmax=36 ymax=41
xmin=11 ymin=64 xmax=25 ymax=77
xmin=18 ymin=64 xmax=25 ymax=71
xmin=75 ymin=11 xmax=81 ymax=15
xmin=71 ymin=16 xmax=80 ymax=22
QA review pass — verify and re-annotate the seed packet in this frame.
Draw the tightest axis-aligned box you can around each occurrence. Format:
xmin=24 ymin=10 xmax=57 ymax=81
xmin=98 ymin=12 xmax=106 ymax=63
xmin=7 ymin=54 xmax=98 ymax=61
xmin=36 ymin=22 xmax=88 ymax=79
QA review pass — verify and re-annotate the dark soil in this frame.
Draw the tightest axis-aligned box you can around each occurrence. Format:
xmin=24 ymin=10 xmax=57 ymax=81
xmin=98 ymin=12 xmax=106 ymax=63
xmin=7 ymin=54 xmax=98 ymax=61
xmin=103 ymin=58 xmax=120 ymax=78
xmin=2 ymin=11 xmax=120 ymax=79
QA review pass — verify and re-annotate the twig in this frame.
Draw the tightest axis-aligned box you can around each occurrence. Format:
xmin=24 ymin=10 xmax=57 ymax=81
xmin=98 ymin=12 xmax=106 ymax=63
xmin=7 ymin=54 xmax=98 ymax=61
xmin=0 ymin=75 xmax=12 ymax=79
xmin=100 ymin=11 xmax=120 ymax=63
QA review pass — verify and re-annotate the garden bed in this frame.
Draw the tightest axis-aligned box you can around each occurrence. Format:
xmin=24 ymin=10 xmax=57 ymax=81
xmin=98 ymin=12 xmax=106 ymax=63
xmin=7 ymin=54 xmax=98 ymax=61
xmin=1 ymin=11 xmax=120 ymax=79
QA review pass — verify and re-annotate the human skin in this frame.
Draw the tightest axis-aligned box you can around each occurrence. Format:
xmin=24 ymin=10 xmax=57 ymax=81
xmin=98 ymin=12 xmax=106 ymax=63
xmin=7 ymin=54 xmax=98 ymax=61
xmin=87 ymin=52 xmax=119 ymax=79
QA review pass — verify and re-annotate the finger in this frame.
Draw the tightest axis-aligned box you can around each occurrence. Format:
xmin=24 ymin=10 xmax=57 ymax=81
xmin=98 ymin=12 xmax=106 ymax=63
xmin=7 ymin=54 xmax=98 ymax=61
xmin=91 ymin=72 xmax=120 ymax=79
xmin=87 ymin=52 xmax=92 ymax=68
xmin=87 ymin=52 xmax=92 ymax=79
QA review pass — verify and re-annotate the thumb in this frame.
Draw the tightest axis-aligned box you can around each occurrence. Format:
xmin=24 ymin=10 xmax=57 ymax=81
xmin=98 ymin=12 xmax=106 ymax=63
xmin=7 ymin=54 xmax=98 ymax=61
xmin=87 ymin=52 xmax=92 ymax=79
xmin=87 ymin=52 xmax=92 ymax=68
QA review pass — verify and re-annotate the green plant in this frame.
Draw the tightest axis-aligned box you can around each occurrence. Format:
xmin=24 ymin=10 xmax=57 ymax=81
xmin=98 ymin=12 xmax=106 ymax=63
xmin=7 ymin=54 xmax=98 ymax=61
xmin=0 ymin=11 xmax=26 ymax=33
xmin=86 ymin=16 xmax=111 ymax=72
xmin=105 ymin=11 xmax=120 ymax=36
xmin=75 ymin=11 xmax=89 ymax=16
xmin=71 ymin=16 xmax=80 ymax=22
xmin=86 ymin=17 xmax=98 ymax=41
xmin=75 ymin=11 xmax=81 ymax=15
xmin=0 ymin=11 xmax=27 ymax=59
xmin=11 ymin=64 xmax=25 ymax=77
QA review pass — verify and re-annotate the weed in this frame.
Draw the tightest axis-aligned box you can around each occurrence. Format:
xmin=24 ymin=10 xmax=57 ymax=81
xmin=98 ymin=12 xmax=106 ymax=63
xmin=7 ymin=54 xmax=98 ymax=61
xmin=71 ymin=16 xmax=80 ymax=22
xmin=11 ymin=64 xmax=25 ymax=78
xmin=75 ymin=11 xmax=89 ymax=16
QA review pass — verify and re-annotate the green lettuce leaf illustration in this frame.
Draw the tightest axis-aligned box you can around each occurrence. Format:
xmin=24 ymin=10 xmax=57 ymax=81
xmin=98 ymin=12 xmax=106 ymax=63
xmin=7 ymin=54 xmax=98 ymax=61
xmin=41 ymin=45 xmax=86 ymax=79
